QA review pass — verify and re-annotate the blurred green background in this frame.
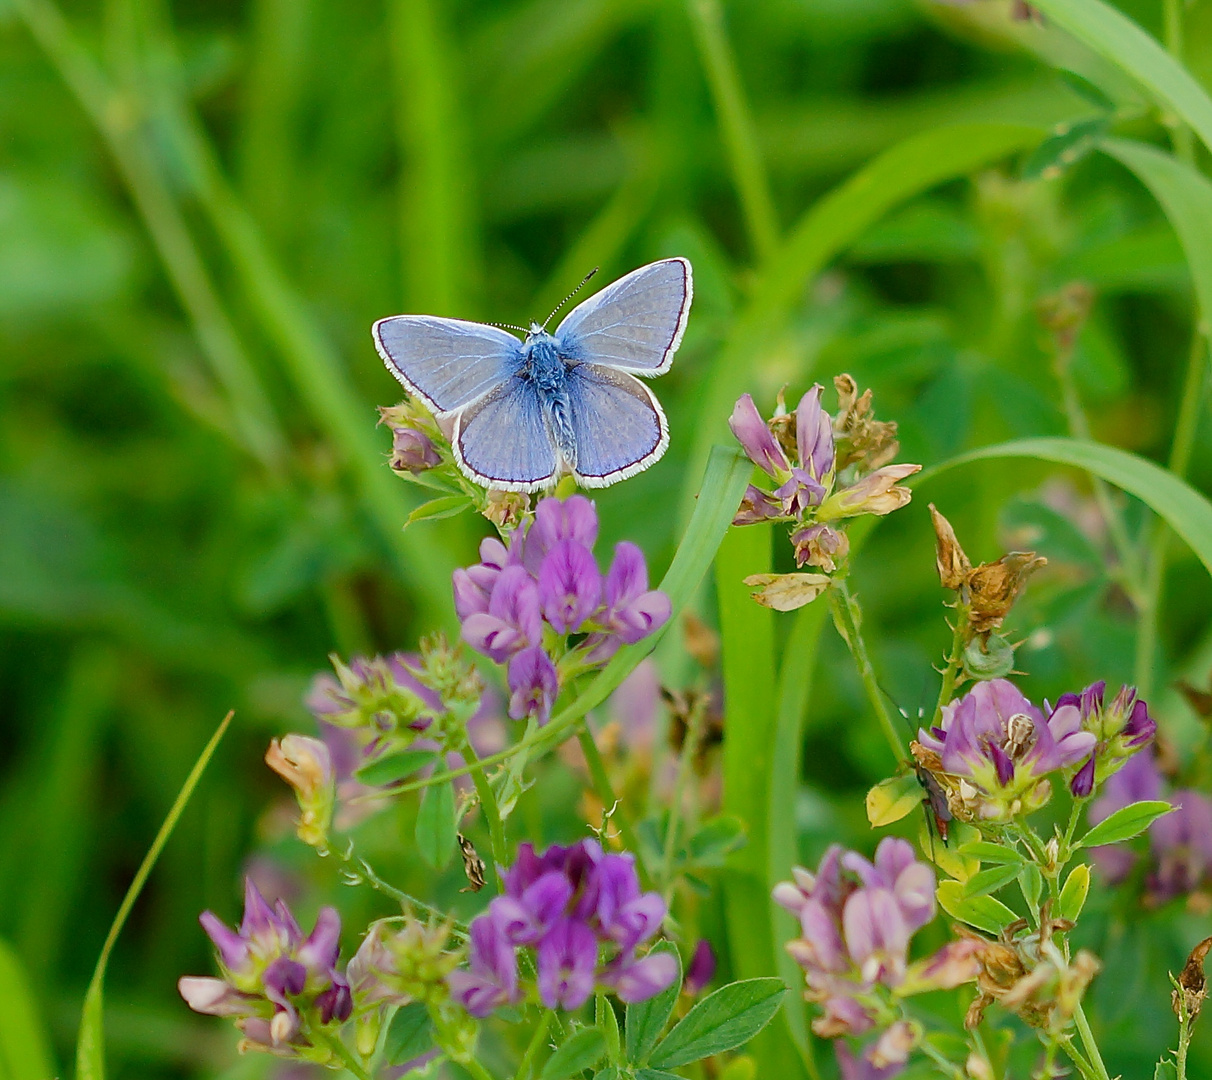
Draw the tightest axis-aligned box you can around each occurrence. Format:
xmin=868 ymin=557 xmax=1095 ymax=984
xmin=4 ymin=0 xmax=1212 ymax=1076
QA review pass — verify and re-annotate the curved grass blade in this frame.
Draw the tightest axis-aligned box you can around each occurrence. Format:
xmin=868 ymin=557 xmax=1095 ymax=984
xmin=76 ymin=711 xmax=233 ymax=1080
xmin=681 ymin=122 xmax=1042 ymax=523
xmin=1028 ymin=0 xmax=1212 ymax=156
xmin=0 ymin=938 xmax=56 ymax=1080
xmin=1101 ymin=138 xmax=1212 ymax=333
xmin=918 ymin=438 xmax=1212 ymax=579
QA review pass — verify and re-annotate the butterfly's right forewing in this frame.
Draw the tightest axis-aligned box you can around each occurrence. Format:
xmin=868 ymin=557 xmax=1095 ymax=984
xmin=372 ymin=315 xmax=522 ymax=415
xmin=453 ymin=378 xmax=560 ymax=492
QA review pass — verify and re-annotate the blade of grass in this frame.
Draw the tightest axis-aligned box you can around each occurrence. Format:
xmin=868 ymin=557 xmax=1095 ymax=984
xmin=0 ymin=938 xmax=56 ymax=1080
xmin=918 ymin=438 xmax=1212 ymax=579
xmin=680 ymin=122 xmax=1042 ymax=525
xmin=687 ymin=0 xmax=779 ymax=263
xmin=11 ymin=0 xmax=287 ymax=474
xmin=1099 ymin=138 xmax=1212 ymax=694
xmin=716 ymin=523 xmax=805 ymax=1080
xmin=769 ymin=601 xmax=828 ymax=1078
xmin=76 ymin=711 xmax=232 ymax=1080
xmin=391 ymin=0 xmax=479 ymax=313
xmin=1028 ymin=0 xmax=1212 ymax=156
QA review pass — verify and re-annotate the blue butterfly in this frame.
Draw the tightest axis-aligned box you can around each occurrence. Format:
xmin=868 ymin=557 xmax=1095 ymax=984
xmin=373 ymin=258 xmax=693 ymax=493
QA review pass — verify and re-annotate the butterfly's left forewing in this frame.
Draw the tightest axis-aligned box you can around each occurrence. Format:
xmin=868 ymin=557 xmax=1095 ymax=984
xmin=554 ymin=257 xmax=692 ymax=375
xmin=373 ymin=315 xmax=522 ymax=415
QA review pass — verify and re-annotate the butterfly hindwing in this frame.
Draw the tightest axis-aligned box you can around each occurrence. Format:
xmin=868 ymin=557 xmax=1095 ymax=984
xmin=554 ymin=257 xmax=692 ymax=375
xmin=565 ymin=364 xmax=668 ymax=487
xmin=373 ymin=315 xmax=522 ymax=414
xmin=453 ymin=377 xmax=560 ymax=492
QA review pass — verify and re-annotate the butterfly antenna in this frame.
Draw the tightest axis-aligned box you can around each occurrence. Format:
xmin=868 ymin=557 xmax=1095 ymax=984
xmin=543 ymin=267 xmax=599 ymax=329
xmin=486 ymin=321 xmax=529 ymax=334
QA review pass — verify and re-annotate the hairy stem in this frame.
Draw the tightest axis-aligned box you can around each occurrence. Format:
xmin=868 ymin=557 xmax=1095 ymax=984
xmin=463 ymin=737 xmax=509 ymax=881
xmin=1073 ymin=1003 xmax=1112 ymax=1080
xmin=514 ymin=1011 xmax=554 ymax=1080
xmin=577 ymin=724 xmax=653 ymax=886
xmin=932 ymin=604 xmax=970 ymax=729
xmin=830 ymin=581 xmax=907 ymax=763
xmin=662 ymin=695 xmax=706 ymax=892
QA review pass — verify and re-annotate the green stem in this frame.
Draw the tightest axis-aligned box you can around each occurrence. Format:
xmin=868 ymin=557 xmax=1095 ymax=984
xmin=1054 ymin=348 xmax=1146 ymax=606
xmin=463 ymin=737 xmax=508 ymax=881
xmin=932 ymin=605 xmax=970 ymax=729
xmin=830 ymin=581 xmax=907 ymax=764
xmin=462 ymin=1056 xmax=499 ymax=1080
xmin=662 ymin=696 xmax=706 ymax=892
xmin=514 ymin=1011 xmax=554 ymax=1080
xmin=1136 ymin=330 xmax=1207 ymax=697
xmin=311 ymin=1028 xmax=374 ymax=1080
xmin=1177 ymin=1001 xmax=1193 ymax=1080
xmin=1062 ymin=795 xmax=1089 ymax=858
xmin=577 ymin=725 xmax=654 ymax=887
xmin=1073 ymin=1003 xmax=1112 ymax=1080
xmin=917 ymin=1037 xmax=966 ymax=1079
xmin=1058 ymin=1035 xmax=1102 ymax=1080
xmin=330 ymin=843 xmax=469 ymax=939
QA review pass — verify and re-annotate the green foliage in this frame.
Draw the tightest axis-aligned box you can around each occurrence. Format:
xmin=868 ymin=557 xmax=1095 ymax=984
xmin=647 ymin=978 xmax=786 ymax=1070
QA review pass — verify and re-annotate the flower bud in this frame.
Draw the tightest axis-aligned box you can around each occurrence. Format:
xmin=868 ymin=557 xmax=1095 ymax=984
xmin=390 ymin=425 xmax=441 ymax=473
xmin=265 ymin=735 xmax=335 ymax=849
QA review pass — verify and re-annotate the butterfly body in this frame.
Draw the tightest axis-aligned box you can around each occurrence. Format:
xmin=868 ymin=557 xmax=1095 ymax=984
xmin=374 ymin=258 xmax=692 ymax=492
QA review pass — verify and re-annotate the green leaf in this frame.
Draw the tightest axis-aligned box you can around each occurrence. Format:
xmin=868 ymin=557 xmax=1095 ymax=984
xmin=0 ymin=938 xmax=56 ymax=1080
xmin=625 ymin=942 xmax=683 ymax=1065
xmin=1155 ymin=1060 xmax=1179 ymax=1080
xmin=1079 ymin=800 xmax=1174 ymax=849
xmin=1059 ymin=864 xmax=1092 ymax=922
xmin=415 ymin=780 xmax=457 ymax=869
xmin=1022 ymin=116 xmax=1108 ymax=181
xmin=635 ymin=1072 xmax=683 ymax=1080
xmin=1019 ymin=864 xmax=1043 ymax=915
xmin=77 ymin=712 xmax=232 ymax=1080
xmin=684 ymin=815 xmax=747 ymax=867
xmin=920 ymin=439 xmax=1212 ymax=579
xmin=936 ymin=880 xmax=1019 ymax=936
xmin=1101 ymin=139 xmax=1212 ymax=332
xmin=356 ymin=749 xmax=438 ymax=786
xmin=541 ymin=1029 xmax=607 ymax=1080
xmin=866 ymin=773 xmax=922 ymax=827
xmin=957 ymin=841 xmax=1026 ymax=865
xmin=594 ymin=1070 xmax=621 ymax=1080
xmin=649 ymin=978 xmax=787 ymax=1070
xmin=597 ymin=992 xmax=621 ymax=1065
xmin=1059 ymin=69 xmax=1118 ymax=112
xmin=404 ymin=494 xmax=472 ymax=527
xmin=385 ymin=1002 xmax=433 ymax=1065
xmin=1028 ymin=0 xmax=1212 ymax=156
xmin=682 ymin=122 xmax=1042 ymax=523
xmin=962 ymin=863 xmax=1023 ymax=898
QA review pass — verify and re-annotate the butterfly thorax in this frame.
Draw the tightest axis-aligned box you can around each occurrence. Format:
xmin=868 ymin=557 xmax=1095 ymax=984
xmin=520 ymin=329 xmax=572 ymax=393
xmin=521 ymin=328 xmax=577 ymax=468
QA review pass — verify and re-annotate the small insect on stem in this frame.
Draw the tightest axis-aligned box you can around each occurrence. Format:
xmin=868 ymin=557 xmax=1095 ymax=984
xmin=457 ymin=833 xmax=487 ymax=893
xmin=881 ymin=682 xmax=953 ymax=855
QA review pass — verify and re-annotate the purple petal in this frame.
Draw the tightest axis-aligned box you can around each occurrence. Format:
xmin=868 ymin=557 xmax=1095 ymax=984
xmin=734 ymin=484 xmax=787 ymax=525
xmin=729 ymin=393 xmax=790 ymax=476
xmin=536 ymin=919 xmax=599 ymax=1011
xmin=178 ymin=976 xmax=254 ymax=1017
xmin=684 ymin=940 xmax=717 ymax=996
xmin=297 ymin=906 xmax=342 ymax=973
xmin=608 ymin=950 xmax=680 ymax=1003
xmin=524 ymin=495 xmax=599 ymax=572
xmin=1070 ymin=756 xmax=1095 ymax=798
xmin=198 ymin=911 xmax=248 ymax=971
xmin=538 ymin=539 xmax=602 ymax=634
xmin=795 ymin=385 xmax=835 ymax=479
xmin=507 ymin=646 xmax=559 ymax=723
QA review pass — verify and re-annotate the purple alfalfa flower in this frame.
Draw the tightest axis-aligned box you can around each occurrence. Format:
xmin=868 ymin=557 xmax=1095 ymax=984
xmin=919 ymin=678 xmax=1095 ymax=817
xmin=537 ymin=919 xmax=600 ymax=1010
xmin=729 ymin=393 xmax=791 ymax=477
xmin=734 ymin=483 xmax=788 ymax=526
xmin=462 ymin=564 xmax=543 ymax=663
xmin=773 ymin=385 xmax=836 ymax=517
xmin=1150 ymin=789 xmax=1212 ymax=903
xmin=390 ymin=425 xmax=441 ymax=473
xmin=586 ymin=543 xmax=671 ymax=661
xmin=1088 ymin=748 xmax=1163 ymax=884
xmin=507 ymin=645 xmax=559 ymax=723
xmin=792 ymin=522 xmax=848 ymax=572
xmin=447 ymin=914 xmax=520 ymax=1018
xmin=181 ymin=880 xmax=351 ymax=1050
xmin=683 ymin=939 xmax=717 ymax=996
xmin=841 ymin=838 xmax=935 ymax=934
xmin=452 ymin=536 xmax=514 ymax=619
xmin=523 ymin=494 xmax=599 ymax=574
xmin=835 ymin=1041 xmax=905 ymax=1080
xmin=538 ymin=538 xmax=601 ymax=633
xmin=842 ymin=887 xmax=912 ymax=987
xmin=451 ymin=839 xmax=675 ymax=1017
xmin=1060 ymin=681 xmax=1157 ymax=791
xmin=820 ymin=463 xmax=921 ymax=520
